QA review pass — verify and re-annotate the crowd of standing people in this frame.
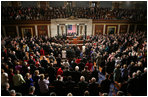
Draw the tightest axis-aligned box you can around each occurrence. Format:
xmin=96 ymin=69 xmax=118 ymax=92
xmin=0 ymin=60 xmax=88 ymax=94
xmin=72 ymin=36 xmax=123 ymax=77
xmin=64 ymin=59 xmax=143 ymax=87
xmin=1 ymin=31 xmax=147 ymax=96
xmin=2 ymin=6 xmax=146 ymax=21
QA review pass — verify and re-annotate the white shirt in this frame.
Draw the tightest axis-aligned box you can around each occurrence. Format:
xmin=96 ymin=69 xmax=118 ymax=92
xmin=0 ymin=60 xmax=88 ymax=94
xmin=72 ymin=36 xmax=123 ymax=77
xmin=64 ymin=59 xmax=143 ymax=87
xmin=62 ymin=50 xmax=66 ymax=59
xmin=82 ymin=46 xmax=85 ymax=53
xmin=38 ymin=79 xmax=49 ymax=94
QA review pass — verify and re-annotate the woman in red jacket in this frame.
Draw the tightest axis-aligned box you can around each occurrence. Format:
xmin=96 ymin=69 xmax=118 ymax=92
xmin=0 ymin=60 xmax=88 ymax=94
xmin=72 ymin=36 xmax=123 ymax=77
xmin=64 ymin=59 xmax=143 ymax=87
xmin=85 ymin=60 xmax=93 ymax=71
xmin=40 ymin=48 xmax=45 ymax=55
xmin=75 ymin=57 xmax=81 ymax=64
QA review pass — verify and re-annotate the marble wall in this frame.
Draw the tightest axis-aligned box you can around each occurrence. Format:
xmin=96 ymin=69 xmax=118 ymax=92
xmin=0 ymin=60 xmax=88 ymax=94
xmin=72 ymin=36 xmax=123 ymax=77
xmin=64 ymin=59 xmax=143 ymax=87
xmin=51 ymin=18 xmax=92 ymax=37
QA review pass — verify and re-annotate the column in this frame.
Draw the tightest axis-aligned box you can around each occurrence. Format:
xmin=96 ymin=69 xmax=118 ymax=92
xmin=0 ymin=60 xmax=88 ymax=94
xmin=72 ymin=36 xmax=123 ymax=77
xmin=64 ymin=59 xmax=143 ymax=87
xmin=103 ymin=24 xmax=106 ymax=34
xmin=16 ymin=25 xmax=19 ymax=37
xmin=65 ymin=24 xmax=68 ymax=36
xmin=57 ymin=24 xmax=59 ymax=36
xmin=35 ymin=25 xmax=38 ymax=36
xmin=37 ymin=1 xmax=40 ymax=8
xmin=127 ymin=24 xmax=130 ymax=33
xmin=97 ymin=1 xmax=100 ymax=7
xmin=134 ymin=24 xmax=137 ymax=33
xmin=117 ymin=24 xmax=120 ymax=34
xmin=85 ymin=24 xmax=87 ymax=39
xmin=77 ymin=24 xmax=79 ymax=36
xmin=47 ymin=25 xmax=50 ymax=37
xmin=2 ymin=26 xmax=6 ymax=37
xmin=93 ymin=24 xmax=95 ymax=35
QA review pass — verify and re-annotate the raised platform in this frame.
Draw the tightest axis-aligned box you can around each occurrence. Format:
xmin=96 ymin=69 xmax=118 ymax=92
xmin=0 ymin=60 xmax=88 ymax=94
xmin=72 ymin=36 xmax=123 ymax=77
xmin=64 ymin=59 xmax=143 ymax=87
xmin=67 ymin=36 xmax=83 ymax=40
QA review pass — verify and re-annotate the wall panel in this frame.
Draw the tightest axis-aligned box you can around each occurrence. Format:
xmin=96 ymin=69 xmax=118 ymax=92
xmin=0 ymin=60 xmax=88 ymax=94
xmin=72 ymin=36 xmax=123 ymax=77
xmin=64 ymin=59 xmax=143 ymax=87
xmin=19 ymin=26 xmax=35 ymax=37
xmin=95 ymin=25 xmax=104 ymax=35
xmin=129 ymin=25 xmax=134 ymax=33
xmin=5 ymin=26 xmax=16 ymax=37
xmin=120 ymin=25 xmax=128 ymax=33
xmin=37 ymin=25 xmax=48 ymax=36
xmin=105 ymin=25 xmax=118 ymax=34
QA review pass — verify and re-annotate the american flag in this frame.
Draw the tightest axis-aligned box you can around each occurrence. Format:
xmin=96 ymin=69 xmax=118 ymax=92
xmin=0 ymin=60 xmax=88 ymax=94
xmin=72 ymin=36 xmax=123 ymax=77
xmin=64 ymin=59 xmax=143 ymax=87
xmin=68 ymin=25 xmax=76 ymax=33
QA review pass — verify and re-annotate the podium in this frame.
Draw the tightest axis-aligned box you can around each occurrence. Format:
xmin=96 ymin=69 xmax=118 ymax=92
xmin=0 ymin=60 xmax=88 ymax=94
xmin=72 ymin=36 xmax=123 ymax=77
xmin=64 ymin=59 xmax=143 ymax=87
xmin=73 ymin=38 xmax=78 ymax=44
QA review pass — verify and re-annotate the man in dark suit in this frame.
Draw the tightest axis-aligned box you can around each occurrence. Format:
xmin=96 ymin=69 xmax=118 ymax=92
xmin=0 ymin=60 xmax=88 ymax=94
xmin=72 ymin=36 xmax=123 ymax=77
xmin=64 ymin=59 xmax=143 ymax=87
xmin=53 ymin=75 xmax=65 ymax=96
xmin=100 ymin=74 xmax=111 ymax=94
xmin=1 ymin=83 xmax=10 ymax=96
xmin=127 ymin=72 xmax=138 ymax=96
xmin=65 ymin=76 xmax=76 ymax=94
xmin=28 ymin=56 xmax=35 ymax=65
xmin=27 ymin=86 xmax=36 ymax=96
xmin=56 ymin=54 xmax=62 ymax=67
xmin=47 ymin=63 xmax=56 ymax=84
xmin=81 ymin=66 xmax=90 ymax=82
xmin=88 ymin=77 xmax=99 ymax=96
xmin=40 ymin=56 xmax=48 ymax=69
xmin=63 ymin=67 xmax=71 ymax=81
xmin=140 ymin=68 xmax=147 ymax=96
xmin=78 ymin=60 xmax=85 ymax=71
xmin=70 ymin=59 xmax=77 ymax=71
xmin=91 ymin=66 xmax=99 ymax=81
xmin=78 ymin=76 xmax=88 ymax=96
xmin=37 ymin=64 xmax=45 ymax=74
xmin=10 ymin=51 xmax=18 ymax=63
xmin=7 ymin=57 xmax=14 ymax=69
xmin=71 ymin=66 xmax=81 ymax=83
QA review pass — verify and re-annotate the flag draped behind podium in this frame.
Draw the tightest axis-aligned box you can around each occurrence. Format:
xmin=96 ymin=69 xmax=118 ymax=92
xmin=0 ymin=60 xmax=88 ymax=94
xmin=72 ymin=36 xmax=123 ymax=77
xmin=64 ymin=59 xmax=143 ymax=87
xmin=68 ymin=25 xmax=76 ymax=33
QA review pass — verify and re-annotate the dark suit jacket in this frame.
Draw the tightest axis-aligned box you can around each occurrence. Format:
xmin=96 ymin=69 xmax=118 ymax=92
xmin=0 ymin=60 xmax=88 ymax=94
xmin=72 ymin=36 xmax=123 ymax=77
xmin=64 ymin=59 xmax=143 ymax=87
xmin=71 ymin=71 xmax=81 ymax=83
xmin=53 ymin=80 xmax=65 ymax=95
xmin=78 ymin=81 xmax=88 ymax=95
xmin=1 ymin=89 xmax=10 ymax=96
xmin=100 ymin=79 xmax=111 ymax=93
xmin=91 ymin=69 xmax=99 ymax=81
xmin=65 ymin=80 xmax=76 ymax=93
xmin=88 ymin=82 xmax=99 ymax=96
